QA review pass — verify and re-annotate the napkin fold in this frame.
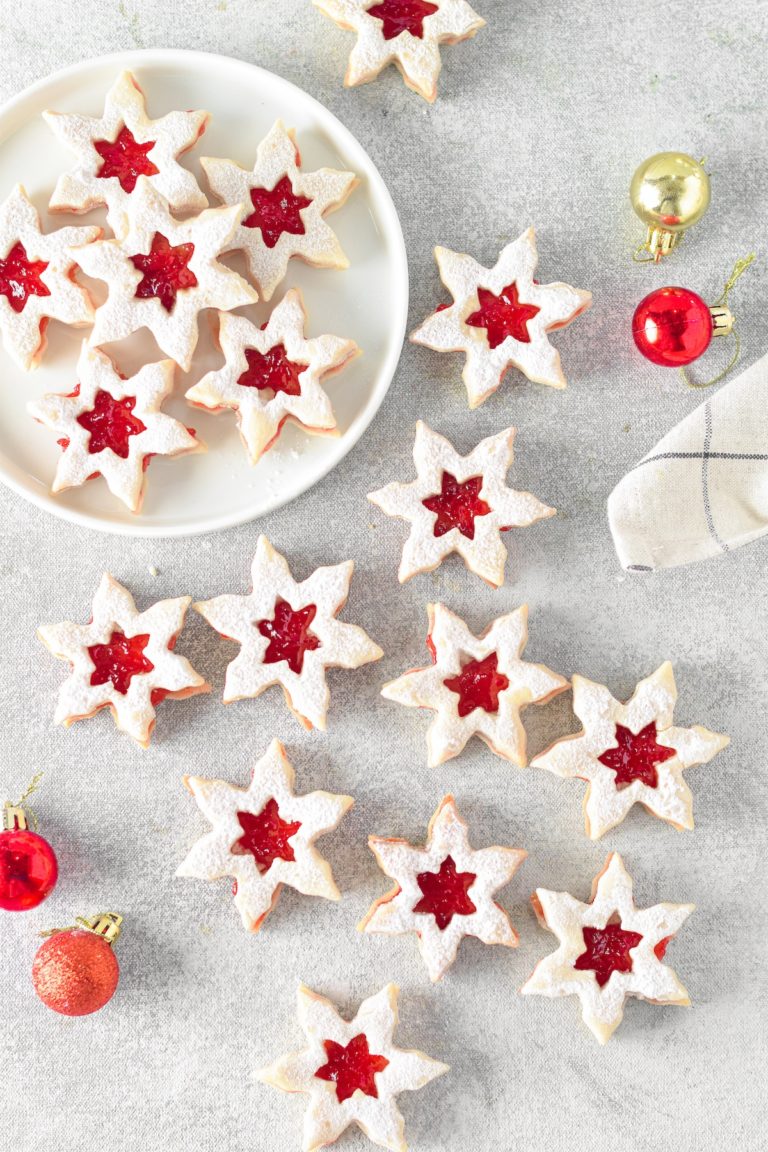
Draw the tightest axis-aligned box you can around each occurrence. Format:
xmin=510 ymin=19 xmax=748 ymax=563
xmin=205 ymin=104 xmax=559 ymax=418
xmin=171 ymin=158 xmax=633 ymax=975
xmin=608 ymin=353 xmax=768 ymax=570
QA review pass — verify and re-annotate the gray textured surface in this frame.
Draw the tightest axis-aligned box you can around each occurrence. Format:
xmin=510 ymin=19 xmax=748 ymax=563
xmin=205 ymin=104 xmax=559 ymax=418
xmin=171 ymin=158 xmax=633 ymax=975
xmin=0 ymin=3 xmax=766 ymax=1151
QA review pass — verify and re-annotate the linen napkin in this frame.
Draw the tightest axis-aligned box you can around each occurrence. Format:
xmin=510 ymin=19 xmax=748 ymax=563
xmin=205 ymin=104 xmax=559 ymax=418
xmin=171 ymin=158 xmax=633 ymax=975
xmin=607 ymin=352 xmax=768 ymax=570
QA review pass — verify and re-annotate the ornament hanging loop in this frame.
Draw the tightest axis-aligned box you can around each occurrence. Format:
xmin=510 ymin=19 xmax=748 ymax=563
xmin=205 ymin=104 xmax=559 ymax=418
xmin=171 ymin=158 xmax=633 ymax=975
xmin=40 ymin=912 xmax=123 ymax=945
xmin=680 ymin=253 xmax=755 ymax=389
xmin=2 ymin=770 xmax=44 ymax=831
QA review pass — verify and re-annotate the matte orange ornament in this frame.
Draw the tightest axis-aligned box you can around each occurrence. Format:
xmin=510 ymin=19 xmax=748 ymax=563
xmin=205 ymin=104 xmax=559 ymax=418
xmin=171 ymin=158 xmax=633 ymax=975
xmin=32 ymin=913 xmax=122 ymax=1017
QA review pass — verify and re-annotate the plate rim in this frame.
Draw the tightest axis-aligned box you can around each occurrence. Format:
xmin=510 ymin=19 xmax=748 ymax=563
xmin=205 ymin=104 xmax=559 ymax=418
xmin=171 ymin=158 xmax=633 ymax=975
xmin=0 ymin=47 xmax=409 ymax=538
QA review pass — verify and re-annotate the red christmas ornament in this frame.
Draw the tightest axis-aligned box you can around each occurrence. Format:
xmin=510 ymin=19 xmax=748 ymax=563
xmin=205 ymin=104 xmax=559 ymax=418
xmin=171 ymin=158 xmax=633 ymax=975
xmin=0 ymin=801 xmax=58 ymax=912
xmin=32 ymin=913 xmax=122 ymax=1017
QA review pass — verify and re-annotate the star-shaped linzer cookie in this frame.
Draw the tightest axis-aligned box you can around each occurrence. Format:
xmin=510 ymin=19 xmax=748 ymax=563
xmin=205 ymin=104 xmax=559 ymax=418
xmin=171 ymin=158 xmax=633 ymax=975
xmin=38 ymin=573 xmax=209 ymax=747
xmin=531 ymin=662 xmax=729 ymax=839
xmin=381 ymin=603 xmax=567 ymax=767
xmin=195 ymin=535 xmax=383 ymax=731
xmin=75 ymin=177 xmax=257 ymax=372
xmin=0 ymin=184 xmax=99 ymax=371
xmin=177 ymin=739 xmax=353 ymax=933
xmin=360 ymin=795 xmax=526 ymax=981
xmin=411 ymin=228 xmax=592 ymax=408
xmin=521 ymin=852 xmax=694 ymax=1045
xmin=257 ymin=982 xmax=448 ymax=1152
xmin=185 ymin=288 xmax=359 ymax=464
xmin=312 ymin=0 xmax=485 ymax=103
xmin=368 ymin=420 xmax=554 ymax=587
xmin=44 ymin=70 xmax=209 ymax=239
xmin=201 ymin=120 xmax=358 ymax=301
xmin=28 ymin=341 xmax=203 ymax=513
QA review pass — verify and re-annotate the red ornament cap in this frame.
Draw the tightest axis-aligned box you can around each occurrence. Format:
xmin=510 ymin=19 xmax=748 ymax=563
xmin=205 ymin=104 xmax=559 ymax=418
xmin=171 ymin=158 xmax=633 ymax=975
xmin=632 ymin=286 xmax=713 ymax=367
xmin=0 ymin=805 xmax=58 ymax=912
xmin=32 ymin=913 xmax=122 ymax=1016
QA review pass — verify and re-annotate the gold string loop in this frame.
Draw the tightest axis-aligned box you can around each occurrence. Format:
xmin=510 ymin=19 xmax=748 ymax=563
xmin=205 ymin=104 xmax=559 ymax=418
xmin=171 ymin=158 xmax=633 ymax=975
xmin=680 ymin=253 xmax=755 ymax=389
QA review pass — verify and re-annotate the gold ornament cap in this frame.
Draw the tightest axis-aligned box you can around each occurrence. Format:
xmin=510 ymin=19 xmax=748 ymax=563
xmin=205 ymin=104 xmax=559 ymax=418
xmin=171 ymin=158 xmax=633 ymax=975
xmin=631 ymin=151 xmax=711 ymax=262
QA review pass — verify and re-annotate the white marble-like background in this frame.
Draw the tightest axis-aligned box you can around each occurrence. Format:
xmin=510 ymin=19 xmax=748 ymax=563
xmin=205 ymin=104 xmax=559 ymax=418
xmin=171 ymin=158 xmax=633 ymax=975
xmin=0 ymin=3 xmax=766 ymax=1151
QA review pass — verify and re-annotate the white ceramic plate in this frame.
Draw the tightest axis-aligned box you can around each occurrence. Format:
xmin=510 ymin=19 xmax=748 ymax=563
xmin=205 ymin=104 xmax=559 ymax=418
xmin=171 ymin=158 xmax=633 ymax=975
xmin=0 ymin=49 xmax=408 ymax=536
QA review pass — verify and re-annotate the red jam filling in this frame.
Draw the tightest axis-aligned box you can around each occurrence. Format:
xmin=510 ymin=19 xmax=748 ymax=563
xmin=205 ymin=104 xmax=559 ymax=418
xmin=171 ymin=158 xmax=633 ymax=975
xmin=414 ymin=855 xmax=477 ymax=930
xmin=237 ymin=344 xmax=304 ymax=397
xmin=131 ymin=232 xmax=198 ymax=312
xmin=654 ymin=936 xmax=671 ymax=961
xmin=367 ymin=0 xmax=439 ymax=39
xmin=466 ymin=282 xmax=541 ymax=348
xmin=597 ymin=722 xmax=676 ymax=789
xmin=88 ymin=631 xmax=154 ymax=695
xmin=574 ymin=922 xmax=644 ymax=987
xmin=315 ymin=1034 xmax=389 ymax=1103
xmin=76 ymin=390 xmax=146 ymax=458
xmin=422 ymin=472 xmax=491 ymax=540
xmin=257 ymin=600 xmax=321 ymax=674
xmin=444 ymin=653 xmax=510 ymax=718
xmin=243 ymin=177 xmax=312 ymax=249
xmin=0 ymin=242 xmax=50 ymax=314
xmin=232 ymin=798 xmax=301 ymax=874
xmin=93 ymin=125 xmax=159 ymax=193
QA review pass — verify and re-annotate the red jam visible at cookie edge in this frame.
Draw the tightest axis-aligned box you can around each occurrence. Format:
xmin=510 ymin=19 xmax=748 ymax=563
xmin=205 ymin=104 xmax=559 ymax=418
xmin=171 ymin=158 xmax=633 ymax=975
xmin=243 ymin=176 xmax=312 ymax=249
xmin=368 ymin=0 xmax=439 ymax=40
xmin=422 ymin=472 xmax=491 ymax=540
xmin=444 ymin=653 xmax=510 ymax=718
xmin=315 ymin=1034 xmax=389 ymax=1104
xmin=414 ymin=854 xmax=477 ymax=930
xmin=654 ymin=936 xmax=672 ymax=960
xmin=232 ymin=798 xmax=301 ymax=874
xmin=76 ymin=390 xmax=147 ymax=459
xmin=131 ymin=232 xmax=198 ymax=313
xmin=574 ymin=922 xmax=644 ymax=987
xmin=237 ymin=344 xmax=305 ymax=397
xmin=597 ymin=722 xmax=676 ymax=790
xmin=257 ymin=600 xmax=321 ymax=674
xmin=466 ymin=282 xmax=541 ymax=349
xmin=94 ymin=125 xmax=159 ymax=194
xmin=88 ymin=631 xmax=154 ymax=695
xmin=0 ymin=243 xmax=51 ymax=314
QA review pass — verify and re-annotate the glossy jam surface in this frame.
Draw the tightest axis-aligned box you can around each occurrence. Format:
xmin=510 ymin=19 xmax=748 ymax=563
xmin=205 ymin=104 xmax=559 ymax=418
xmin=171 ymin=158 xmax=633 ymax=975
xmin=131 ymin=232 xmax=198 ymax=312
xmin=0 ymin=828 xmax=58 ymax=912
xmin=444 ymin=653 xmax=510 ymax=718
xmin=76 ymin=390 xmax=146 ymax=458
xmin=315 ymin=1034 xmax=389 ymax=1103
xmin=94 ymin=125 xmax=159 ymax=193
xmin=237 ymin=344 xmax=304 ymax=397
xmin=233 ymin=798 xmax=301 ymax=874
xmin=632 ymin=287 xmax=713 ymax=367
xmin=575 ymin=922 xmax=644 ymax=986
xmin=466 ymin=282 xmax=541 ymax=349
xmin=422 ymin=472 xmax=491 ymax=540
xmin=88 ymin=631 xmax=154 ymax=695
xmin=598 ymin=722 xmax=676 ymax=789
xmin=243 ymin=177 xmax=312 ymax=249
xmin=367 ymin=0 xmax=439 ymax=39
xmin=257 ymin=600 xmax=321 ymax=674
xmin=414 ymin=854 xmax=477 ymax=930
xmin=0 ymin=243 xmax=50 ymax=314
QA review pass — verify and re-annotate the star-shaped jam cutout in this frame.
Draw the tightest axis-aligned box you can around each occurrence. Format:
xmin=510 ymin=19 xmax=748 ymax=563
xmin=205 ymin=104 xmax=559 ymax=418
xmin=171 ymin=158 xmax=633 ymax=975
xmin=522 ymin=853 xmax=694 ymax=1044
xmin=531 ymin=662 xmax=729 ymax=838
xmin=597 ymin=721 xmax=676 ymax=789
xmin=243 ymin=176 xmax=312 ymax=249
xmin=178 ymin=740 xmax=353 ymax=933
xmin=369 ymin=422 xmax=555 ymax=587
xmin=312 ymin=0 xmax=485 ymax=103
xmin=315 ymin=1034 xmax=390 ymax=1103
xmin=94 ymin=125 xmax=159 ymax=193
xmin=574 ymin=922 xmax=644 ymax=987
xmin=195 ymin=536 xmax=382 ymax=731
xmin=28 ymin=343 xmax=203 ymax=513
xmin=411 ymin=228 xmax=592 ymax=408
xmin=185 ymin=289 xmax=358 ymax=465
xmin=45 ymin=70 xmax=209 ymax=238
xmin=361 ymin=796 xmax=525 ymax=981
xmin=38 ymin=573 xmax=209 ymax=747
xmin=382 ymin=603 xmax=566 ymax=767
xmin=131 ymin=232 xmax=198 ymax=313
xmin=0 ymin=243 xmax=50 ymax=314
xmin=201 ymin=120 xmax=358 ymax=300
xmin=257 ymin=983 xmax=448 ymax=1149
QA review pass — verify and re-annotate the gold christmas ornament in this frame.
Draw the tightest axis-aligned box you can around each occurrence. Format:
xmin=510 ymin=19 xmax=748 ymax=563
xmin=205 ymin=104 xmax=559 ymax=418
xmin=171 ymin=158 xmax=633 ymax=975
xmin=630 ymin=151 xmax=711 ymax=262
